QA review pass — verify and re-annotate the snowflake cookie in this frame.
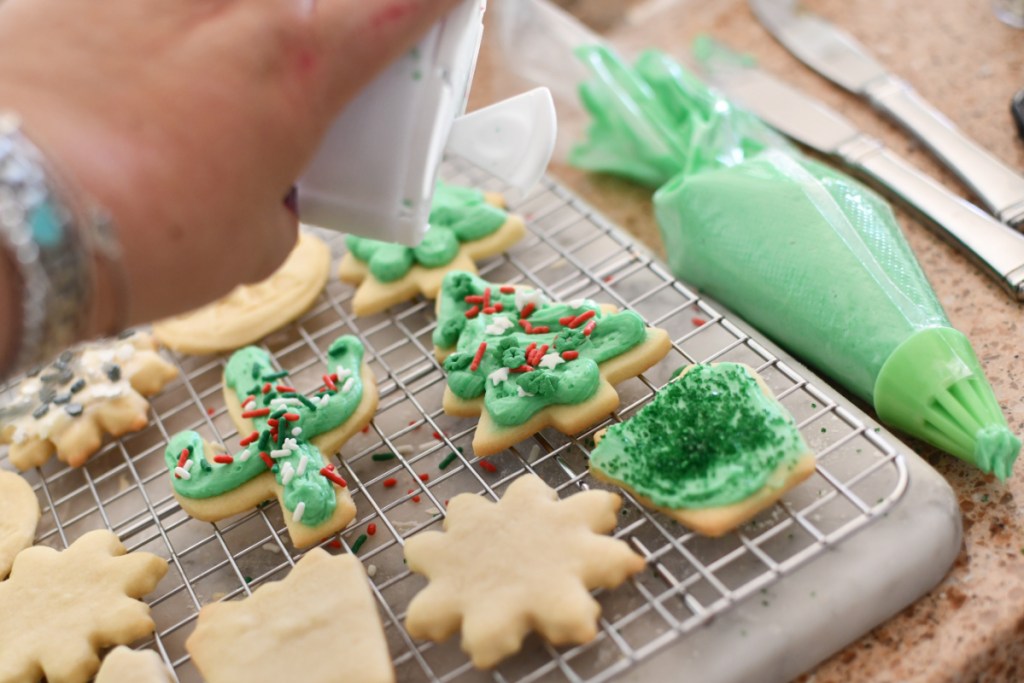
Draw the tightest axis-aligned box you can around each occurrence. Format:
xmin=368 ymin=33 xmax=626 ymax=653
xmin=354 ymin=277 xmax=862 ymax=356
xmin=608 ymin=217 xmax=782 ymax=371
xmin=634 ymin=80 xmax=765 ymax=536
xmin=404 ymin=474 xmax=645 ymax=668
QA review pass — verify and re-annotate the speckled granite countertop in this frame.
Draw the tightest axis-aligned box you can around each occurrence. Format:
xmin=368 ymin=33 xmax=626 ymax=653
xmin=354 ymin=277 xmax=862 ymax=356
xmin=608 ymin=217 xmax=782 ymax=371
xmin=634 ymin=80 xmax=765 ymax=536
xmin=473 ymin=1 xmax=1024 ymax=680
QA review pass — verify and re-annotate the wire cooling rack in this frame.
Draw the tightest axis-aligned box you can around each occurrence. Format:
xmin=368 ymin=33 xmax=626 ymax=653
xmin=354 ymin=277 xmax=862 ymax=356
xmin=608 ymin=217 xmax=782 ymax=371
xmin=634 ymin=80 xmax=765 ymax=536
xmin=1 ymin=162 xmax=907 ymax=683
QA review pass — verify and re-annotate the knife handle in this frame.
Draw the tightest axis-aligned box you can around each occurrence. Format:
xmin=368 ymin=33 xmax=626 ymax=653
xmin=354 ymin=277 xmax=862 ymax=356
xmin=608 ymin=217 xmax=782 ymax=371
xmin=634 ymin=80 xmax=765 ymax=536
xmin=839 ymin=135 xmax=1024 ymax=299
xmin=864 ymin=75 xmax=1024 ymax=228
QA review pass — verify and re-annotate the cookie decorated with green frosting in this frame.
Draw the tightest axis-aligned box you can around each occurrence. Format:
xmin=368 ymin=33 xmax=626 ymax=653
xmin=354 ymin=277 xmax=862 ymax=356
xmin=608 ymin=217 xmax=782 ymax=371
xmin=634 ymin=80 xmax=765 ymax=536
xmin=434 ymin=271 xmax=671 ymax=456
xmin=339 ymin=182 xmax=526 ymax=316
xmin=164 ymin=336 xmax=378 ymax=548
xmin=590 ymin=363 xmax=816 ymax=537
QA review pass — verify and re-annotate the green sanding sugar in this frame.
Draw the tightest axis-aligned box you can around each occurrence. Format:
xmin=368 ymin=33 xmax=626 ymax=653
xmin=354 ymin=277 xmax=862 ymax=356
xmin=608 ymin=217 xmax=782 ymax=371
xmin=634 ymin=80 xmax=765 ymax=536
xmin=590 ymin=363 xmax=808 ymax=509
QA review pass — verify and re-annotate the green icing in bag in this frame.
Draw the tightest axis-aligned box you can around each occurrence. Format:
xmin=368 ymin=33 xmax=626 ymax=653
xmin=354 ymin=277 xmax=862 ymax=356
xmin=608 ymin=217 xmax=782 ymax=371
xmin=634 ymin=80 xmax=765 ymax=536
xmin=572 ymin=44 xmax=1020 ymax=479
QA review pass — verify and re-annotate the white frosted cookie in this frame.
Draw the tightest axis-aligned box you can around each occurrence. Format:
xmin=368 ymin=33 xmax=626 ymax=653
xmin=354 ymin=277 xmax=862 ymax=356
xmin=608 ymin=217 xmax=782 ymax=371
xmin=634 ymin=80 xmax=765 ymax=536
xmin=339 ymin=183 xmax=526 ymax=316
xmin=432 ymin=271 xmax=671 ymax=456
xmin=0 ymin=332 xmax=178 ymax=471
xmin=405 ymin=475 xmax=645 ymax=668
xmin=188 ymin=550 xmax=394 ymax=683
xmin=0 ymin=530 xmax=168 ymax=683
xmin=153 ymin=231 xmax=331 ymax=354
xmin=94 ymin=647 xmax=173 ymax=683
xmin=0 ymin=471 xmax=39 ymax=580
xmin=591 ymin=363 xmax=817 ymax=537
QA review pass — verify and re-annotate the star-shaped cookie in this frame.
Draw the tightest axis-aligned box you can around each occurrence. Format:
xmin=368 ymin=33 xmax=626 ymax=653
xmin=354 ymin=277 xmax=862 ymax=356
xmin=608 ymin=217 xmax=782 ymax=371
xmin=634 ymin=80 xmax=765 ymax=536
xmin=0 ymin=530 xmax=168 ymax=683
xmin=187 ymin=549 xmax=394 ymax=683
xmin=404 ymin=474 xmax=645 ymax=668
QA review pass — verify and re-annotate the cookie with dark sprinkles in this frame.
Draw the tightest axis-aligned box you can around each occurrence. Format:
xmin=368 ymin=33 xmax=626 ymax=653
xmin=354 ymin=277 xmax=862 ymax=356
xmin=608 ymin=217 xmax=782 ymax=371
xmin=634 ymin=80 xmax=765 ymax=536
xmin=64 ymin=403 xmax=84 ymax=417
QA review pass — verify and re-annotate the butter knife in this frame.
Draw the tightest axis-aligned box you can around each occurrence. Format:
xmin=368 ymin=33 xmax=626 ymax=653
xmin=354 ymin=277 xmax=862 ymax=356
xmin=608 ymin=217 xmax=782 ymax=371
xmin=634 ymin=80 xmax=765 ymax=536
xmin=750 ymin=0 xmax=1024 ymax=228
xmin=703 ymin=61 xmax=1024 ymax=299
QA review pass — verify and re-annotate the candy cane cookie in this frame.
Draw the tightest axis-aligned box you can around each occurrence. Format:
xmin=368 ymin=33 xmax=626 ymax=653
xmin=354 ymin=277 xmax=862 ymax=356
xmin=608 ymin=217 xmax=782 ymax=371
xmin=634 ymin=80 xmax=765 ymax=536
xmin=164 ymin=336 xmax=378 ymax=548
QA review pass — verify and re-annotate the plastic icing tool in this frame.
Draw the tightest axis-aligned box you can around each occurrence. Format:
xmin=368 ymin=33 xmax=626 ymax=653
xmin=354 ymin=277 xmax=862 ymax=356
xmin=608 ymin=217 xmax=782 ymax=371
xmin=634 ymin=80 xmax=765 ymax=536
xmin=297 ymin=0 xmax=557 ymax=245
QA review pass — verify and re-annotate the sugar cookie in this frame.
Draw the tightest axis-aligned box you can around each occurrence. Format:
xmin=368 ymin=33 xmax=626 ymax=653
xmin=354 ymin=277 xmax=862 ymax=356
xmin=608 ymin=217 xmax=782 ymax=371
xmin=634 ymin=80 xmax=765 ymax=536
xmin=188 ymin=549 xmax=394 ymax=683
xmin=0 ymin=530 xmax=168 ymax=683
xmin=164 ymin=336 xmax=377 ymax=548
xmin=432 ymin=271 xmax=671 ymax=456
xmin=591 ymin=363 xmax=817 ymax=537
xmin=0 ymin=331 xmax=178 ymax=470
xmin=94 ymin=647 xmax=173 ymax=683
xmin=153 ymin=231 xmax=331 ymax=354
xmin=404 ymin=474 xmax=645 ymax=668
xmin=0 ymin=471 xmax=39 ymax=579
xmin=339 ymin=182 xmax=526 ymax=316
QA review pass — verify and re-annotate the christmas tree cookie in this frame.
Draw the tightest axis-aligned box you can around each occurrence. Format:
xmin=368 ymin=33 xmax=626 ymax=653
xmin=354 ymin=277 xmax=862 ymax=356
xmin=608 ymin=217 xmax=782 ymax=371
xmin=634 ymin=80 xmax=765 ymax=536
xmin=339 ymin=182 xmax=526 ymax=316
xmin=590 ymin=363 xmax=817 ymax=537
xmin=163 ymin=336 xmax=377 ymax=548
xmin=432 ymin=272 xmax=671 ymax=456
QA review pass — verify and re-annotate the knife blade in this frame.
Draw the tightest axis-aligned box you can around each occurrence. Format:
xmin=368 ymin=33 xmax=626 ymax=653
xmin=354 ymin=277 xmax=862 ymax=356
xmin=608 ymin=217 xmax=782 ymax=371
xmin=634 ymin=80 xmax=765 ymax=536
xmin=749 ymin=0 xmax=1024 ymax=228
xmin=703 ymin=60 xmax=1024 ymax=300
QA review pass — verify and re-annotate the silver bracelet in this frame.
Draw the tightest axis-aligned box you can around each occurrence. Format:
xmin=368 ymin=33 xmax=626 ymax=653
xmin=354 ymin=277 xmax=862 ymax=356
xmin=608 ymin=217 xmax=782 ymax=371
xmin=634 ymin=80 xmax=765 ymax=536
xmin=0 ymin=112 xmax=126 ymax=374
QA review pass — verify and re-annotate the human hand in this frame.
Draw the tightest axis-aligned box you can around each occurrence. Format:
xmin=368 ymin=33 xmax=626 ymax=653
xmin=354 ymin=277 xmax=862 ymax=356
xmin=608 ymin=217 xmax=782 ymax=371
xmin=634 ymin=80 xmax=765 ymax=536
xmin=0 ymin=0 xmax=462 ymax=327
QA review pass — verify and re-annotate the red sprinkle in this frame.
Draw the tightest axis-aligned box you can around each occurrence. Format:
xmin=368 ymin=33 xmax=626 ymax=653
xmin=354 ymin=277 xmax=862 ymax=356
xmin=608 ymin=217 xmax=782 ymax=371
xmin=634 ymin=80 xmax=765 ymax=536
xmin=692 ymin=317 xmax=707 ymax=327
xmin=465 ymin=306 xmax=480 ymax=319
xmin=330 ymin=373 xmax=339 ymax=381
xmin=483 ymin=288 xmax=491 ymax=309
xmin=322 ymin=374 xmax=337 ymax=391
xmin=268 ymin=418 xmax=279 ymax=427
xmin=276 ymin=385 xmax=297 ymax=393
xmin=214 ymin=454 xmax=234 ymax=464
xmin=367 ymin=523 xmax=377 ymax=536
xmin=583 ymin=320 xmax=597 ymax=336
xmin=519 ymin=319 xmax=533 ymax=333
xmin=500 ymin=285 xmax=516 ymax=294
xmin=520 ymin=302 xmax=536 ymax=319
xmin=479 ymin=460 xmax=498 ymax=473
xmin=419 ymin=473 xmax=430 ymax=482
xmin=361 ymin=425 xmax=370 ymax=433
xmin=569 ymin=310 xmax=596 ymax=329
xmin=177 ymin=448 xmax=190 ymax=469
xmin=525 ymin=342 xmax=537 ymax=358
xmin=493 ymin=303 xmax=504 ymax=312
xmin=561 ymin=350 xmax=579 ymax=361
xmin=383 ymin=478 xmax=398 ymax=488
xmin=529 ymin=326 xmax=550 ymax=334
xmin=559 ymin=315 xmax=575 ymax=325
xmin=241 ymin=396 xmax=255 ymax=409
xmin=320 ymin=467 xmax=348 ymax=487
xmin=412 ymin=495 xmax=421 ymax=503
xmin=483 ymin=307 xmax=496 ymax=315
xmin=432 ymin=431 xmax=443 ymax=440
xmin=260 ymin=452 xmax=274 ymax=469
xmin=533 ymin=344 xmax=549 ymax=365
xmin=328 ymin=539 xmax=343 ymax=549
xmin=206 ymin=407 xmax=216 ymax=416
xmin=470 ymin=342 xmax=488 ymax=371
xmin=239 ymin=431 xmax=259 ymax=446
xmin=262 ymin=383 xmax=272 ymax=394
xmin=510 ymin=365 xmax=534 ymax=373
xmin=603 ymin=275 xmax=614 ymax=283
xmin=242 ymin=407 xmax=271 ymax=418
xmin=464 ymin=295 xmax=484 ymax=304
xmin=283 ymin=413 xmax=301 ymax=422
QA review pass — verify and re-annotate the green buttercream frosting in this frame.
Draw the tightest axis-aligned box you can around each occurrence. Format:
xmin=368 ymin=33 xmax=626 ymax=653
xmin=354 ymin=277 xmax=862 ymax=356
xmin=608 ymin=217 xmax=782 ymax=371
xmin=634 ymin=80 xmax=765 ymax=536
xmin=591 ymin=363 xmax=808 ymax=509
xmin=165 ymin=336 xmax=366 ymax=527
xmin=346 ymin=181 xmax=508 ymax=280
xmin=434 ymin=271 xmax=649 ymax=428
xmin=570 ymin=42 xmax=1020 ymax=479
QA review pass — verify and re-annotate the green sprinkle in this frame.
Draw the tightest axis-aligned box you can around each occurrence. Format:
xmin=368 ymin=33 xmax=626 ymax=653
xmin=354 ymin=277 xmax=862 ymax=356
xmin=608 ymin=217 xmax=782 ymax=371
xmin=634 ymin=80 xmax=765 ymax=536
xmin=982 ymin=494 xmax=990 ymax=502
xmin=258 ymin=431 xmax=271 ymax=451
xmin=351 ymin=533 xmax=368 ymax=554
xmin=820 ymin=427 xmax=827 ymax=433
xmin=276 ymin=425 xmax=286 ymax=447
xmin=264 ymin=391 xmax=278 ymax=403
xmin=263 ymin=371 xmax=289 ymax=381
xmin=297 ymin=395 xmax=317 ymax=410
xmin=372 ymin=452 xmax=396 ymax=462
xmin=438 ymin=452 xmax=458 ymax=470
xmin=251 ymin=365 xmax=260 ymax=379
xmin=271 ymin=408 xmax=288 ymax=419
xmin=811 ymin=403 xmax=817 ymax=409
xmin=244 ymin=576 xmax=253 ymax=583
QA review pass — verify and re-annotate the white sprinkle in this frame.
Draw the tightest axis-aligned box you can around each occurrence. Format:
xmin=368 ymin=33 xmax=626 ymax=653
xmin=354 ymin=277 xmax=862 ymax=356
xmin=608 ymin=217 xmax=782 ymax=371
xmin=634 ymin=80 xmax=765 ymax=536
xmin=397 ymin=445 xmax=415 ymax=456
xmin=341 ymin=377 xmax=355 ymax=394
xmin=517 ymin=385 xmax=534 ymax=398
xmin=296 ymin=455 xmax=309 ymax=476
xmin=515 ymin=288 xmax=547 ymax=310
xmin=527 ymin=445 xmax=541 ymax=462
xmin=11 ymin=427 xmax=27 ymax=444
xmin=426 ymin=507 xmax=441 ymax=516
xmin=262 ymin=542 xmax=281 ymax=554
xmin=284 ymin=438 xmax=299 ymax=451
xmin=183 ymin=458 xmax=194 ymax=471
xmin=270 ymin=449 xmax=291 ymax=458
xmin=336 ymin=366 xmax=352 ymax=381
xmin=419 ymin=440 xmax=438 ymax=451
xmin=538 ymin=353 xmax=565 ymax=369
xmin=569 ymin=298 xmax=589 ymax=308
xmin=174 ymin=466 xmax=191 ymax=480
xmin=367 ymin=564 xmax=378 ymax=578
xmin=238 ymin=449 xmax=252 ymax=462
xmin=115 ymin=343 xmax=135 ymax=361
xmin=270 ymin=397 xmax=301 ymax=407
xmin=292 ymin=427 xmax=302 ymax=436
xmin=281 ymin=462 xmax=295 ymax=486
xmin=292 ymin=502 xmax=306 ymax=522
xmin=484 ymin=316 xmax=514 ymax=335
xmin=488 ymin=367 xmax=510 ymax=386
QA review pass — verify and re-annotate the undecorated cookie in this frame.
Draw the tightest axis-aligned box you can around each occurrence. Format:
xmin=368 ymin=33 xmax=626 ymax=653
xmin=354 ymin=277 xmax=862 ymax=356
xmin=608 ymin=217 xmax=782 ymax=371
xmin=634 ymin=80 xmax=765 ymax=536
xmin=164 ymin=336 xmax=377 ymax=548
xmin=590 ymin=363 xmax=817 ymax=537
xmin=153 ymin=231 xmax=331 ymax=354
xmin=339 ymin=182 xmax=526 ymax=316
xmin=94 ymin=647 xmax=173 ymax=683
xmin=0 ymin=470 xmax=39 ymax=579
xmin=0 ymin=530 xmax=168 ymax=683
xmin=404 ymin=474 xmax=645 ymax=668
xmin=432 ymin=271 xmax=671 ymax=456
xmin=0 ymin=332 xmax=178 ymax=470
xmin=188 ymin=549 xmax=394 ymax=683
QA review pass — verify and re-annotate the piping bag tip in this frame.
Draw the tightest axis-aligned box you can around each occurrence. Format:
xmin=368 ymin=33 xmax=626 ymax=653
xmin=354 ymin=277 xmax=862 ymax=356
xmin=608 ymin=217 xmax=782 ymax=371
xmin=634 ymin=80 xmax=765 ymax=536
xmin=874 ymin=326 xmax=1020 ymax=480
